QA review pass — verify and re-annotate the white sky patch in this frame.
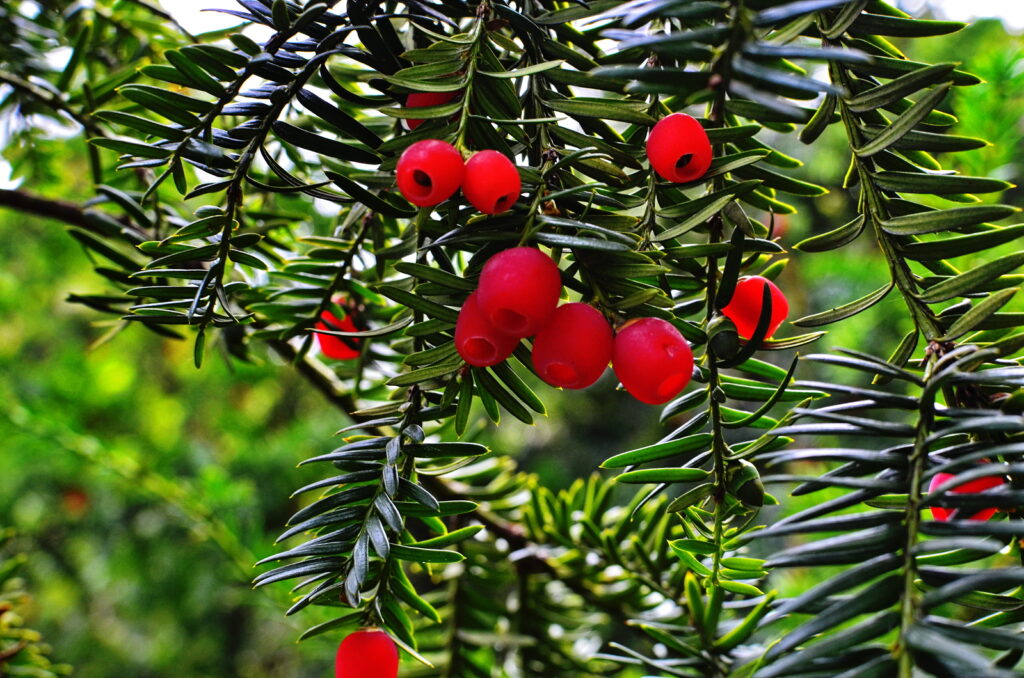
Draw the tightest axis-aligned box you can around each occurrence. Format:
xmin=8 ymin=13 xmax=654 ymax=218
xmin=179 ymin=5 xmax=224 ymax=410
xmin=161 ymin=0 xmax=242 ymax=34
xmin=902 ymin=0 xmax=1024 ymax=30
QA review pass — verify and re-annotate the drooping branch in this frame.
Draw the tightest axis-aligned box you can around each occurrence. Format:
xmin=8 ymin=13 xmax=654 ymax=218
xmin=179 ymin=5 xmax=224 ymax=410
xmin=0 ymin=188 xmax=110 ymax=232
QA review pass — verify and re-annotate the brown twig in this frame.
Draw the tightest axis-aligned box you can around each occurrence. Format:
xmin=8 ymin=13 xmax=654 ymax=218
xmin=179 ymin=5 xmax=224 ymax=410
xmin=0 ymin=187 xmax=148 ymax=240
xmin=0 ymin=188 xmax=99 ymax=230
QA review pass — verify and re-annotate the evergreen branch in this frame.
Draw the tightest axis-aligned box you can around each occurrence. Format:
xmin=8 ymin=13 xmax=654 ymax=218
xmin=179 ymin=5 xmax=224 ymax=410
xmin=896 ymin=354 xmax=940 ymax=677
xmin=140 ymin=3 xmax=341 ymax=204
xmin=828 ymin=59 xmax=945 ymax=341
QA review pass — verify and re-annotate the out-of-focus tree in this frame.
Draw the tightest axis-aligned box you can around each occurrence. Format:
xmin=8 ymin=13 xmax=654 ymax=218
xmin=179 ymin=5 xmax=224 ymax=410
xmin=4 ymin=2 xmax=1024 ymax=678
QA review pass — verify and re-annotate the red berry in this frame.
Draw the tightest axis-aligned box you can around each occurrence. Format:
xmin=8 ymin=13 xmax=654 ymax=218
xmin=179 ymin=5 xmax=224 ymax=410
xmin=613 ymin=318 xmax=694 ymax=405
xmin=404 ymin=90 xmax=460 ymax=130
xmin=928 ymin=471 xmax=1005 ymax=522
xmin=61 ymin=488 xmax=89 ymax=517
xmin=455 ymin=291 xmax=519 ymax=367
xmin=532 ymin=303 xmax=613 ymax=389
xmin=316 ymin=309 xmax=361 ymax=360
xmin=477 ymin=247 xmax=562 ymax=338
xmin=462 ymin=150 xmax=521 ymax=214
xmin=646 ymin=112 xmax=712 ymax=183
xmin=720 ymin=276 xmax=789 ymax=339
xmin=335 ymin=629 xmax=399 ymax=678
xmin=396 ymin=139 xmax=464 ymax=207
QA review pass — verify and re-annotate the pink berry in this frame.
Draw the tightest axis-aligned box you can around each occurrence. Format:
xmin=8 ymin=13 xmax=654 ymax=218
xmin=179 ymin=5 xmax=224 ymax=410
xmin=455 ymin=291 xmax=519 ymax=367
xmin=646 ymin=112 xmax=712 ymax=183
xmin=462 ymin=150 xmax=521 ymax=214
xmin=404 ymin=90 xmax=460 ymax=130
xmin=928 ymin=471 xmax=1005 ymax=522
xmin=476 ymin=247 xmax=562 ymax=338
xmin=720 ymin=276 xmax=789 ymax=339
xmin=396 ymin=139 xmax=464 ymax=207
xmin=613 ymin=318 xmax=694 ymax=405
xmin=316 ymin=308 xmax=361 ymax=360
xmin=335 ymin=629 xmax=399 ymax=678
xmin=532 ymin=303 xmax=613 ymax=389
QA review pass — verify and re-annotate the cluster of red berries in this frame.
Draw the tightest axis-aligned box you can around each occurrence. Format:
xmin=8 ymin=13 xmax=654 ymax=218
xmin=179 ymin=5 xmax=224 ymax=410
xmin=324 ymin=111 xmax=805 ymax=678
xmin=454 ymin=246 xmax=696 ymax=405
xmin=455 ymin=247 xmax=562 ymax=366
xmin=644 ymin=113 xmax=793 ymax=341
xmin=336 ymin=629 xmax=398 ymax=678
xmin=396 ymin=140 xmax=521 ymax=214
xmin=396 ymin=109 xmax=711 ymax=213
xmin=314 ymin=275 xmax=789 ymax=364
xmin=321 ymin=111 xmax=789 ymax=382
xmin=646 ymin=114 xmax=796 ymax=343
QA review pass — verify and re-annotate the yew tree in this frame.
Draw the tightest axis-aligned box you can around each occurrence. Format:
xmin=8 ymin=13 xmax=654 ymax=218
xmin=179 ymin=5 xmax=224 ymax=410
xmin=4 ymin=0 xmax=1024 ymax=676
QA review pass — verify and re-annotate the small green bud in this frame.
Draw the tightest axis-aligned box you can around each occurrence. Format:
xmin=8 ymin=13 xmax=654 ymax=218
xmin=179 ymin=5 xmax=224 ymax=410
xmin=1000 ymin=389 xmax=1024 ymax=415
xmin=726 ymin=459 xmax=765 ymax=508
xmin=707 ymin=314 xmax=739 ymax=360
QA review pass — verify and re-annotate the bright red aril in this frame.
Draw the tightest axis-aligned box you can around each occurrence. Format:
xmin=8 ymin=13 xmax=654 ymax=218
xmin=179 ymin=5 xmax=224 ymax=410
xmin=720 ymin=276 xmax=789 ymax=339
xmin=316 ymin=309 xmax=361 ymax=360
xmin=404 ymin=90 xmax=460 ymax=130
xmin=335 ymin=629 xmax=399 ymax=678
xmin=646 ymin=112 xmax=713 ymax=183
xmin=928 ymin=471 xmax=1005 ymax=522
xmin=462 ymin=150 xmax=521 ymax=214
xmin=396 ymin=139 xmax=464 ymax=207
xmin=531 ymin=303 xmax=613 ymax=389
xmin=455 ymin=291 xmax=519 ymax=367
xmin=612 ymin=318 xmax=694 ymax=405
xmin=477 ymin=247 xmax=561 ymax=338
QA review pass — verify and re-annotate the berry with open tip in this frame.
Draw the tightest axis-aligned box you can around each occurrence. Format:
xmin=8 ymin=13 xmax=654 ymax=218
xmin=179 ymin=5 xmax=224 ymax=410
xmin=315 ymin=309 xmax=361 ymax=360
xmin=532 ymin=303 xmax=613 ymax=389
xmin=646 ymin=112 xmax=712 ymax=183
xmin=613 ymin=318 xmax=694 ymax=405
xmin=396 ymin=139 xmax=464 ymax=207
xmin=455 ymin=291 xmax=519 ymax=367
xmin=335 ymin=629 xmax=399 ymax=678
xmin=720 ymin=275 xmax=789 ymax=340
xmin=462 ymin=150 xmax=521 ymax=214
xmin=928 ymin=471 xmax=1005 ymax=522
xmin=477 ymin=247 xmax=561 ymax=338
xmin=404 ymin=90 xmax=460 ymax=130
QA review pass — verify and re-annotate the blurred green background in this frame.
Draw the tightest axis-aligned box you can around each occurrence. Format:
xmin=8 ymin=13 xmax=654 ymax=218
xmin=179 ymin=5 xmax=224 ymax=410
xmin=2 ymin=9 xmax=1024 ymax=678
